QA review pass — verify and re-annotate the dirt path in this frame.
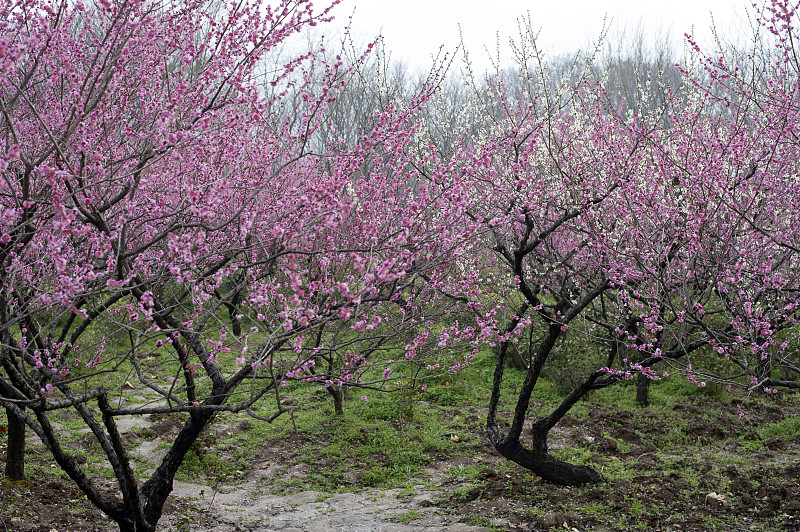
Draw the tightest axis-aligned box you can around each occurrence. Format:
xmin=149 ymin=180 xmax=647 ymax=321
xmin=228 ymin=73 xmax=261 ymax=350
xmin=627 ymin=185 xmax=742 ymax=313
xmin=115 ymin=400 xmax=493 ymax=531
xmin=169 ymin=476 xmax=490 ymax=531
xmin=15 ymin=398 xmax=495 ymax=531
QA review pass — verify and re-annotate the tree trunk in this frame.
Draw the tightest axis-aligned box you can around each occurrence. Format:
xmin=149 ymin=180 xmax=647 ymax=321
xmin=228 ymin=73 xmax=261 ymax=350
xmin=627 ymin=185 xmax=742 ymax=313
xmin=488 ymin=423 xmax=603 ymax=485
xmin=487 ymin=332 xmax=605 ymax=485
xmin=636 ymin=372 xmax=650 ymax=407
xmin=229 ymin=312 xmax=242 ymax=337
xmin=117 ymin=519 xmax=156 ymax=532
xmin=326 ymin=385 xmax=344 ymax=416
xmin=226 ymin=280 xmax=244 ymax=337
xmin=5 ymin=405 xmax=25 ymax=480
xmin=227 ymin=293 xmax=242 ymax=337
xmin=140 ymin=406 xmax=219 ymax=526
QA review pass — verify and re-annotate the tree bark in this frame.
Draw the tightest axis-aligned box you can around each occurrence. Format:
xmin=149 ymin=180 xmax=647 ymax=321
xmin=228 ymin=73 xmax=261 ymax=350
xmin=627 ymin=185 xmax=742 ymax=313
xmin=489 ymin=424 xmax=604 ymax=485
xmin=326 ymin=385 xmax=344 ymax=416
xmin=487 ymin=307 xmax=604 ymax=485
xmin=227 ymin=288 xmax=243 ymax=337
xmin=5 ymin=405 xmax=25 ymax=480
xmin=636 ymin=372 xmax=650 ymax=407
xmin=117 ymin=520 xmax=156 ymax=532
xmin=140 ymin=406 xmax=218 ymax=526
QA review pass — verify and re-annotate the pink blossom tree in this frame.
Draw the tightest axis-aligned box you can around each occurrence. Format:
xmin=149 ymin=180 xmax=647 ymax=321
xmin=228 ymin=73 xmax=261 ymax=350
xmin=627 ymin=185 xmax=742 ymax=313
xmin=418 ymin=4 xmax=800 ymax=485
xmin=452 ymin=68 xmax=649 ymax=484
xmin=0 ymin=0 xmax=474 ymax=529
xmin=606 ymin=0 xmax=800 ymax=396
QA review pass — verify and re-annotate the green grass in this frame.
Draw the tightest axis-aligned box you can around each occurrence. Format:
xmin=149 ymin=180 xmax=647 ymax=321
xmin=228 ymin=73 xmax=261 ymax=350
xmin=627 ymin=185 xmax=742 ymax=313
xmin=158 ymin=372 xmax=487 ymax=491
xmin=3 ymin=325 xmax=799 ymax=532
xmin=394 ymin=509 xmax=420 ymax=524
xmin=465 ymin=514 xmax=503 ymax=529
xmin=446 ymin=463 xmax=484 ymax=482
xmin=738 ymin=438 xmax=766 ymax=453
xmin=757 ymin=415 xmax=800 ymax=440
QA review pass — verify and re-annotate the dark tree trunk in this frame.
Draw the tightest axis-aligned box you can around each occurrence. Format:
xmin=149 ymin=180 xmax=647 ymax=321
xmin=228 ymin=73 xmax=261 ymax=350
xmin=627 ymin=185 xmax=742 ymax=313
xmin=489 ymin=423 xmax=604 ymax=485
xmin=229 ymin=312 xmax=242 ymax=337
xmin=326 ymin=385 xmax=344 ymax=415
xmin=622 ymin=318 xmax=650 ymax=407
xmin=140 ymin=407 xmax=218 ymax=526
xmin=487 ymin=309 xmax=604 ymax=485
xmin=225 ymin=276 xmax=245 ymax=337
xmin=5 ymin=405 xmax=25 ymax=480
xmin=486 ymin=368 xmax=608 ymax=486
xmin=117 ymin=520 xmax=156 ymax=532
xmin=227 ymin=291 xmax=242 ymax=337
xmin=215 ymin=283 xmax=244 ymax=336
xmin=636 ymin=372 xmax=650 ymax=407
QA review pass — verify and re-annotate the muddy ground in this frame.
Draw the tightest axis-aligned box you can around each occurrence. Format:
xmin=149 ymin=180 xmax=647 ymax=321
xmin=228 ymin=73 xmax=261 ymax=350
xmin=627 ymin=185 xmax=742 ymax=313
xmin=1 ymin=393 xmax=799 ymax=531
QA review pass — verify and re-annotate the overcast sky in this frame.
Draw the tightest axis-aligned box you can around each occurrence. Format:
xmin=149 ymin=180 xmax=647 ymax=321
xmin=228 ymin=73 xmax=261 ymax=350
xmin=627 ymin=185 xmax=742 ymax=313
xmin=329 ymin=0 xmax=748 ymax=74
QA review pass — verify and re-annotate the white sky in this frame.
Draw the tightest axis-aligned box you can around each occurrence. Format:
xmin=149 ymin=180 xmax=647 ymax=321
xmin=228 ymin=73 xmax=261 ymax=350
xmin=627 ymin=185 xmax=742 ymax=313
xmin=328 ymin=0 xmax=748 ymax=74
